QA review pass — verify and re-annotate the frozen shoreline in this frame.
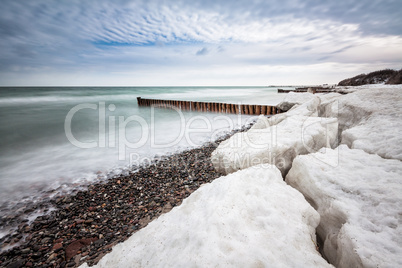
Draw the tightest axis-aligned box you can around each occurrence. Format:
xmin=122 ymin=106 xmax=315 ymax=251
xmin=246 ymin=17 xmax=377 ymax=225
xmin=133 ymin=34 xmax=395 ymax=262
xmin=83 ymin=84 xmax=402 ymax=268
xmin=1 ymin=85 xmax=401 ymax=267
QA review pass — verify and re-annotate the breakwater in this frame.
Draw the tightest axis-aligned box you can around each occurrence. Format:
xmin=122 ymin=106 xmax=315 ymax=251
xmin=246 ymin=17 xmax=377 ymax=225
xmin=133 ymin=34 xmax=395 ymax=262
xmin=137 ymin=97 xmax=282 ymax=115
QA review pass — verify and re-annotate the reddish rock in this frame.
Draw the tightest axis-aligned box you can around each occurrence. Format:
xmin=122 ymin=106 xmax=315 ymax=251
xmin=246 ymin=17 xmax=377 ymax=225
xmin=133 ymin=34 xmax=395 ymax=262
xmin=52 ymin=243 xmax=63 ymax=251
xmin=54 ymin=238 xmax=63 ymax=244
xmin=65 ymin=238 xmax=97 ymax=261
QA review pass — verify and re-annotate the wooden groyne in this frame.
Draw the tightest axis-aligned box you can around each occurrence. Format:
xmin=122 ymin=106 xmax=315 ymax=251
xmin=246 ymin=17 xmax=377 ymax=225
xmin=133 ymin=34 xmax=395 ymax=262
xmin=278 ymin=87 xmax=334 ymax=94
xmin=137 ymin=97 xmax=282 ymax=115
xmin=277 ymin=89 xmax=293 ymax=93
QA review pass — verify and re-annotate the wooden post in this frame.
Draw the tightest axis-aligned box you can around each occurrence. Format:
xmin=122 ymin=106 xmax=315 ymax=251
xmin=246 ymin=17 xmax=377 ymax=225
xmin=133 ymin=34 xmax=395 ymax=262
xmin=256 ymin=105 xmax=261 ymax=115
xmin=261 ymin=105 xmax=266 ymax=115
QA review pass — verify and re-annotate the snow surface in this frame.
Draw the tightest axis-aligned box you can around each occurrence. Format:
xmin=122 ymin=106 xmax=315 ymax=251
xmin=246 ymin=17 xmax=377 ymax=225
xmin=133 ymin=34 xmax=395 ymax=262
xmin=316 ymin=93 xmax=342 ymax=117
xmin=249 ymin=114 xmax=270 ymax=130
xmin=81 ymin=165 xmax=332 ymax=268
xmin=334 ymin=84 xmax=402 ymax=94
xmin=211 ymin=114 xmax=338 ymax=176
xmin=286 ymin=145 xmax=402 ymax=267
xmin=277 ymin=92 xmax=315 ymax=111
xmin=321 ymin=86 xmax=402 ymax=160
xmin=268 ymin=95 xmax=321 ymax=126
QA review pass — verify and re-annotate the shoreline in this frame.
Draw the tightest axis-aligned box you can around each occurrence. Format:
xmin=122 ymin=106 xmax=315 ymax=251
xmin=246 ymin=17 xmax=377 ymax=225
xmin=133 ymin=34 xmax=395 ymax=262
xmin=0 ymin=124 xmax=253 ymax=267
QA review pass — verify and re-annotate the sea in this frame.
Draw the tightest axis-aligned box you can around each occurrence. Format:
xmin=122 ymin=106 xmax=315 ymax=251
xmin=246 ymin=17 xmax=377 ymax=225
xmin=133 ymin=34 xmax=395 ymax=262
xmin=0 ymin=86 xmax=292 ymax=218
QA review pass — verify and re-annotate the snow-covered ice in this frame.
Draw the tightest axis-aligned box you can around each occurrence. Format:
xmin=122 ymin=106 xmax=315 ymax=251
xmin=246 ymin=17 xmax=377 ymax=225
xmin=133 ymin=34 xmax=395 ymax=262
xmin=334 ymin=84 xmax=402 ymax=94
xmin=211 ymin=114 xmax=338 ymax=176
xmin=249 ymin=114 xmax=270 ymax=130
xmin=286 ymin=145 xmax=402 ymax=267
xmin=321 ymin=86 xmax=402 ymax=160
xmin=277 ymin=92 xmax=316 ymax=111
xmin=317 ymin=93 xmax=342 ymax=117
xmin=81 ymin=165 xmax=332 ymax=268
xmin=268 ymin=95 xmax=321 ymax=126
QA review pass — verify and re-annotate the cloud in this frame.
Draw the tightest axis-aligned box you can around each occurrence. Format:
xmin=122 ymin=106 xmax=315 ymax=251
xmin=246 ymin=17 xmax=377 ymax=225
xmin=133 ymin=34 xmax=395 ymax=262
xmin=196 ymin=47 xmax=208 ymax=56
xmin=0 ymin=0 xmax=401 ymax=86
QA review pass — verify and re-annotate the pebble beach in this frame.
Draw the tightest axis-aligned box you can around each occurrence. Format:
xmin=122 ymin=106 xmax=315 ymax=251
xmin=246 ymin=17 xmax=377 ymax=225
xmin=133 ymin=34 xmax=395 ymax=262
xmin=0 ymin=125 xmax=251 ymax=268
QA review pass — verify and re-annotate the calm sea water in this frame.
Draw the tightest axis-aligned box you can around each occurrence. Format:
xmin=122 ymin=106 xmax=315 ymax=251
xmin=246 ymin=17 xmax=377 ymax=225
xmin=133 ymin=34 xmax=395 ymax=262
xmin=0 ymin=86 xmax=291 ymax=211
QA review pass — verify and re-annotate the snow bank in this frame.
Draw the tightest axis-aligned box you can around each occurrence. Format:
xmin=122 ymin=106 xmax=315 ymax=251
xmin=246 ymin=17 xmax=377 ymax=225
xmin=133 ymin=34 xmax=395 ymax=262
xmin=286 ymin=145 xmax=402 ymax=267
xmin=277 ymin=92 xmax=315 ymax=111
xmin=317 ymin=93 xmax=342 ymax=117
xmin=249 ymin=114 xmax=270 ymax=130
xmin=211 ymin=115 xmax=338 ymax=176
xmin=81 ymin=165 xmax=332 ymax=268
xmin=268 ymin=95 xmax=321 ymax=126
xmin=335 ymin=84 xmax=402 ymax=94
xmin=321 ymin=86 xmax=402 ymax=160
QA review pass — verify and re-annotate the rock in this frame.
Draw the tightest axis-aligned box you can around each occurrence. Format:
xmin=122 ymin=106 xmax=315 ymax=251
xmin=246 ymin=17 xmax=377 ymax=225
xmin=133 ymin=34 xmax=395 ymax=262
xmin=6 ymin=259 xmax=24 ymax=268
xmin=47 ymin=253 xmax=57 ymax=261
xmin=65 ymin=238 xmax=97 ymax=261
xmin=20 ymin=248 xmax=30 ymax=254
xmin=94 ymin=239 xmax=105 ymax=247
xmin=52 ymin=243 xmax=63 ymax=251
xmin=74 ymin=254 xmax=82 ymax=265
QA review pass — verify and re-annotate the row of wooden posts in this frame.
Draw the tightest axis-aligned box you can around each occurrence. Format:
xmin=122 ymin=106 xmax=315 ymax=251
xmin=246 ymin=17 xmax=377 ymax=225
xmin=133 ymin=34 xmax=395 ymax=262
xmin=137 ymin=97 xmax=282 ymax=115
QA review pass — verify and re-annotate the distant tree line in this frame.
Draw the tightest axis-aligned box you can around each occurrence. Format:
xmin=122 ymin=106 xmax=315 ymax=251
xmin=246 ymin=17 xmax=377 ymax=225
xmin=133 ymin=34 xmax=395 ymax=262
xmin=338 ymin=68 xmax=402 ymax=86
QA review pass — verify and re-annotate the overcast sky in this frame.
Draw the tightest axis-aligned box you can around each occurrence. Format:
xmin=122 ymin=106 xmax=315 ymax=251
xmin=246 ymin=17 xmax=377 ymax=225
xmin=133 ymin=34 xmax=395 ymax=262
xmin=1 ymin=0 xmax=401 ymax=86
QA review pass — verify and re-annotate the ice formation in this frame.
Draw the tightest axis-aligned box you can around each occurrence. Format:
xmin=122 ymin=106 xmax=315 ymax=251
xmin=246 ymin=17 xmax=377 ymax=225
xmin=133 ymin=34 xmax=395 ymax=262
xmin=211 ymin=114 xmax=338 ymax=176
xmin=286 ymin=145 xmax=402 ymax=267
xmin=320 ymin=86 xmax=402 ymax=160
xmin=81 ymin=165 xmax=332 ymax=268
xmin=268 ymin=95 xmax=321 ymax=126
xmin=277 ymin=92 xmax=315 ymax=111
xmin=249 ymin=114 xmax=270 ymax=130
